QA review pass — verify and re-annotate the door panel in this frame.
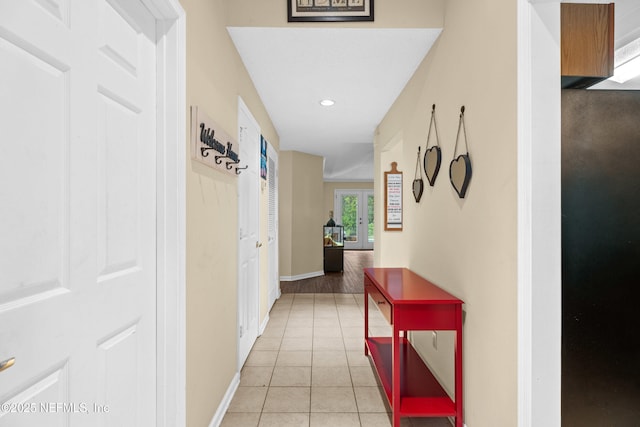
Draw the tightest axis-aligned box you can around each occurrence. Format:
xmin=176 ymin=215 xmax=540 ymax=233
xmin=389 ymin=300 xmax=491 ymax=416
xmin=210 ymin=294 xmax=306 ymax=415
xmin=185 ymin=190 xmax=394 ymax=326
xmin=0 ymin=365 xmax=68 ymax=427
xmin=0 ymin=5 xmax=70 ymax=304
xmin=0 ymin=1 xmax=157 ymax=424
xmin=97 ymin=92 xmax=142 ymax=279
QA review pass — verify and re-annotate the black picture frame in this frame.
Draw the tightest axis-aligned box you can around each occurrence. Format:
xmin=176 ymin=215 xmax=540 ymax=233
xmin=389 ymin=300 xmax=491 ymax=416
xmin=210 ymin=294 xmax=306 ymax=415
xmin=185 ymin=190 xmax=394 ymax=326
xmin=260 ymin=135 xmax=267 ymax=180
xmin=287 ymin=0 xmax=374 ymax=22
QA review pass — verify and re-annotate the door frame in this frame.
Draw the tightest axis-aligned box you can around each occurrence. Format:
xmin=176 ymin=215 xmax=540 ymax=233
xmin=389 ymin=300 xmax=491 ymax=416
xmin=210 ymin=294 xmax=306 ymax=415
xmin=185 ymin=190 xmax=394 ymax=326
xmin=141 ymin=1 xmax=186 ymax=426
xmin=517 ymin=1 xmax=561 ymax=426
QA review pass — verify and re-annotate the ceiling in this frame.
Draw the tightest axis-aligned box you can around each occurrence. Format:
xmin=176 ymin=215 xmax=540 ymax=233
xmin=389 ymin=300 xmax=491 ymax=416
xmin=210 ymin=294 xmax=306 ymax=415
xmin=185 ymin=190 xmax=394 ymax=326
xmin=228 ymin=27 xmax=442 ymax=181
xmin=569 ymin=0 xmax=640 ymax=90
xmin=228 ymin=2 xmax=640 ymax=181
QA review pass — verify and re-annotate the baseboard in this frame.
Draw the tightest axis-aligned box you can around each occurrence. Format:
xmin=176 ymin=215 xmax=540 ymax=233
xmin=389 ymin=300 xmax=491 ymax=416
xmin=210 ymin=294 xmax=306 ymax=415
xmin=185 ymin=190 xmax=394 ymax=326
xmin=259 ymin=313 xmax=269 ymax=336
xmin=279 ymin=270 xmax=324 ymax=282
xmin=208 ymin=372 xmax=240 ymax=427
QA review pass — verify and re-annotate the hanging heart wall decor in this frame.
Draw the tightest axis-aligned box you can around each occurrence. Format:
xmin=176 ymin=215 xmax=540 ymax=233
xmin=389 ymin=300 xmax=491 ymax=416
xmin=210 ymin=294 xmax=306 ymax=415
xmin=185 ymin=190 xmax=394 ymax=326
xmin=450 ymin=154 xmax=472 ymax=198
xmin=412 ymin=147 xmax=424 ymax=202
xmin=449 ymin=106 xmax=472 ymax=198
xmin=424 ymin=147 xmax=441 ymax=187
xmin=423 ymin=104 xmax=442 ymax=186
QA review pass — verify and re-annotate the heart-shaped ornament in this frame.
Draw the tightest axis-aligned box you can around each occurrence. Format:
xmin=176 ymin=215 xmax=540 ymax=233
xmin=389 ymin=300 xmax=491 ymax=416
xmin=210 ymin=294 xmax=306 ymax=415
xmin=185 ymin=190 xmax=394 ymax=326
xmin=412 ymin=178 xmax=424 ymax=202
xmin=449 ymin=154 xmax=472 ymax=198
xmin=423 ymin=146 xmax=442 ymax=186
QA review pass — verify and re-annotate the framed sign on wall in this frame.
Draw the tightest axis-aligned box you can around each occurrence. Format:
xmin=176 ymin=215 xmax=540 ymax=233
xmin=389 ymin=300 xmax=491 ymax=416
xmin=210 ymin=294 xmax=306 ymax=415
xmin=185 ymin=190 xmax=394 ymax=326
xmin=384 ymin=162 xmax=403 ymax=231
xmin=287 ymin=0 xmax=374 ymax=22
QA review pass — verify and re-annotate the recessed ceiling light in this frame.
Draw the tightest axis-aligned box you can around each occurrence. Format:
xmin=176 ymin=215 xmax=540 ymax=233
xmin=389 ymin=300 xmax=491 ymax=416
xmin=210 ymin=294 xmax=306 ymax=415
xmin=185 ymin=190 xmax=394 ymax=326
xmin=319 ymin=99 xmax=335 ymax=107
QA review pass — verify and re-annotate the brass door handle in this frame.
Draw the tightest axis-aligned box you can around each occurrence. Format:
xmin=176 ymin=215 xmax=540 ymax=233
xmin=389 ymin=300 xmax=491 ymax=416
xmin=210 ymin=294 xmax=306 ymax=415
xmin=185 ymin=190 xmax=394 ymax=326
xmin=0 ymin=357 xmax=15 ymax=373
xmin=256 ymin=242 xmax=263 ymax=248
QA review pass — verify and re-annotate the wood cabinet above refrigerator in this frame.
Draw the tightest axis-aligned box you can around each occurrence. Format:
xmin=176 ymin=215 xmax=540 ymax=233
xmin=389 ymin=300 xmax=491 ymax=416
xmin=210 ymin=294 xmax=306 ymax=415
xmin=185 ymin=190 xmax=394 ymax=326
xmin=561 ymin=3 xmax=614 ymax=88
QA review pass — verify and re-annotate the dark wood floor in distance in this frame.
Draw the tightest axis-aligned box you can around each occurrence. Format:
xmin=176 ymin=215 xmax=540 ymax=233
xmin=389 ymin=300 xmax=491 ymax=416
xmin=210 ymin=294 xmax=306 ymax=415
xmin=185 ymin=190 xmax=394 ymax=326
xmin=280 ymin=250 xmax=373 ymax=294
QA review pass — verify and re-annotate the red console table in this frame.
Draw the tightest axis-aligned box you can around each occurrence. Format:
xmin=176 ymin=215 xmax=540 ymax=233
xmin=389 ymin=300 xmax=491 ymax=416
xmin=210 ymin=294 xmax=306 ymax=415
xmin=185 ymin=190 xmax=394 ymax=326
xmin=364 ymin=268 xmax=464 ymax=427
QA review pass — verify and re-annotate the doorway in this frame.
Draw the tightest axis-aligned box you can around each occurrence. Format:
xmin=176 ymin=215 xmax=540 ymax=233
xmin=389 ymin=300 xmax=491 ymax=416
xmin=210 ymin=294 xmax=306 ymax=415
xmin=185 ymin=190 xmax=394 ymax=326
xmin=334 ymin=190 xmax=374 ymax=250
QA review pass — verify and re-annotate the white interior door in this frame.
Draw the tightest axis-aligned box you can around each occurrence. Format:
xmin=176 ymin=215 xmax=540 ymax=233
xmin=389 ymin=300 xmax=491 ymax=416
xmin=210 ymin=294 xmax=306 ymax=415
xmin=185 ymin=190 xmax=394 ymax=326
xmin=335 ymin=190 xmax=374 ymax=250
xmin=267 ymin=145 xmax=279 ymax=311
xmin=237 ymin=99 xmax=260 ymax=369
xmin=0 ymin=1 xmax=158 ymax=425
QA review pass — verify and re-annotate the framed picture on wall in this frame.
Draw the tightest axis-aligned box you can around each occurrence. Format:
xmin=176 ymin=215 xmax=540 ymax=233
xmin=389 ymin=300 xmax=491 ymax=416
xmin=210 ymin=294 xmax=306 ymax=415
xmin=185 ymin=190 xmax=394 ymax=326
xmin=260 ymin=135 xmax=268 ymax=180
xmin=287 ymin=0 xmax=374 ymax=22
xmin=384 ymin=162 xmax=402 ymax=231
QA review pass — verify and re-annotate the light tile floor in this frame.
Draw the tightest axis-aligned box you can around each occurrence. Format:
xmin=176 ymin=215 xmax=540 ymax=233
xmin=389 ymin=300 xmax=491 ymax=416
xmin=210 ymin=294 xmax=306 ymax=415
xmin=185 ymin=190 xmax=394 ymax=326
xmin=221 ymin=293 xmax=452 ymax=427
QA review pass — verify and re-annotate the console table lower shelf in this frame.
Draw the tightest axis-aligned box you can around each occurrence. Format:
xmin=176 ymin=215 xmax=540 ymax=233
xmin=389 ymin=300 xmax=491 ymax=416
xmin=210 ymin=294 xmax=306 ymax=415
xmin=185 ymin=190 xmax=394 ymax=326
xmin=366 ymin=336 xmax=456 ymax=418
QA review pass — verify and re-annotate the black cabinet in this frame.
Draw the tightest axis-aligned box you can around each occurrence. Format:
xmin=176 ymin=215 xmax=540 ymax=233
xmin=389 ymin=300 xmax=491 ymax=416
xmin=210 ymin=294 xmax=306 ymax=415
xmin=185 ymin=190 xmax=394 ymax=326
xmin=323 ymin=226 xmax=344 ymax=272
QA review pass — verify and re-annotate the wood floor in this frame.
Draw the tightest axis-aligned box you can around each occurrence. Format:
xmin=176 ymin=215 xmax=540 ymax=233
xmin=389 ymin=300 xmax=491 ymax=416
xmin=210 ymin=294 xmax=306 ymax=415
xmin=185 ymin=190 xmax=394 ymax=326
xmin=280 ymin=250 xmax=373 ymax=294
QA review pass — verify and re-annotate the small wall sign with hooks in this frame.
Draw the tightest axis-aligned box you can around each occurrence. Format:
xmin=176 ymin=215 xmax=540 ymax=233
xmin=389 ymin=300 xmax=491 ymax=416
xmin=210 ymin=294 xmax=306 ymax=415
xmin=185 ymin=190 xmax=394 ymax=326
xmin=449 ymin=106 xmax=472 ymax=198
xmin=191 ymin=106 xmax=246 ymax=176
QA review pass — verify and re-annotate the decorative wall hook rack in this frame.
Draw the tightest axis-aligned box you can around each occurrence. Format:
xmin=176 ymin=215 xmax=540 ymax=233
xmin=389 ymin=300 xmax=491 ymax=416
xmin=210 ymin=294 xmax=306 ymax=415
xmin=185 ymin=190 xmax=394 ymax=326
xmin=199 ymin=122 xmax=226 ymax=158
xmin=226 ymin=159 xmax=240 ymax=170
xmin=235 ymin=165 xmax=248 ymax=175
xmin=214 ymin=154 xmax=231 ymax=164
xmin=191 ymin=106 xmax=241 ymax=177
xmin=201 ymin=147 xmax=213 ymax=157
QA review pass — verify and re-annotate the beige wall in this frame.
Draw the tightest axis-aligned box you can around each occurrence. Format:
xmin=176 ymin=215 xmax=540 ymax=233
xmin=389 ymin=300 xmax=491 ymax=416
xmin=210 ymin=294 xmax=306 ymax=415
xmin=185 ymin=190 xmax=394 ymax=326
xmin=376 ymin=134 xmax=408 ymax=267
xmin=182 ymin=0 xmax=279 ymax=425
xmin=375 ymin=0 xmax=518 ymax=425
xmin=228 ymin=0 xmax=444 ymax=28
xmin=322 ymin=181 xmax=374 ymax=224
xmin=279 ymin=151 xmax=325 ymax=278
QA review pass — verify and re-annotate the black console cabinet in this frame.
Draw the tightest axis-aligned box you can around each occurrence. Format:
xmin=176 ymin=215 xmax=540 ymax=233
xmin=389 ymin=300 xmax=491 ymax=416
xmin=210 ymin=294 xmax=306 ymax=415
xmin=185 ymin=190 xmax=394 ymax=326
xmin=323 ymin=226 xmax=344 ymax=272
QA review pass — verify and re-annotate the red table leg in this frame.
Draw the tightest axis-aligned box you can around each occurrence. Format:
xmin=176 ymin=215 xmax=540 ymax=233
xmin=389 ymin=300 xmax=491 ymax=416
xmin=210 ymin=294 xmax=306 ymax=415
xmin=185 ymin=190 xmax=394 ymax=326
xmin=455 ymin=305 xmax=463 ymax=427
xmin=393 ymin=324 xmax=401 ymax=427
xmin=364 ymin=290 xmax=369 ymax=356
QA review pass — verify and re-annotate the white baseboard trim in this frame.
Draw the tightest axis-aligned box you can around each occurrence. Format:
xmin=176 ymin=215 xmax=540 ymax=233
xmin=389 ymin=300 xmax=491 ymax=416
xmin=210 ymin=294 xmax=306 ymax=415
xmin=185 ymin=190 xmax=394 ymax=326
xmin=208 ymin=372 xmax=240 ymax=427
xmin=259 ymin=313 xmax=269 ymax=336
xmin=279 ymin=271 xmax=324 ymax=282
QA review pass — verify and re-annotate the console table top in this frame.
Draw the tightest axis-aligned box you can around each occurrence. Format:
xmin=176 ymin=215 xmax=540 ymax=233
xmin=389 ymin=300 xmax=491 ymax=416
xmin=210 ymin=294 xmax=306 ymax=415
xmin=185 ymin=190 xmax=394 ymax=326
xmin=364 ymin=267 xmax=463 ymax=305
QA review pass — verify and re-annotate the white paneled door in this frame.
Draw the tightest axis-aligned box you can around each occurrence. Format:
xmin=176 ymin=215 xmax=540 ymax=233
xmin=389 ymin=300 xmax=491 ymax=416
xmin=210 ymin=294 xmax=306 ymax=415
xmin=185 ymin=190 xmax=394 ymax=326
xmin=0 ymin=1 xmax=158 ymax=425
xmin=267 ymin=145 xmax=279 ymax=311
xmin=237 ymin=98 xmax=260 ymax=370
